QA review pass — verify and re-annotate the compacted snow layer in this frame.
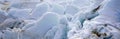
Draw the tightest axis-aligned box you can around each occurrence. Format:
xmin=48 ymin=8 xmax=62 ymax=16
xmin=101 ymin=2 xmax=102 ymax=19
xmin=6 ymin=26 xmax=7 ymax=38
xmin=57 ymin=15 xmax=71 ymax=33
xmin=0 ymin=0 xmax=120 ymax=39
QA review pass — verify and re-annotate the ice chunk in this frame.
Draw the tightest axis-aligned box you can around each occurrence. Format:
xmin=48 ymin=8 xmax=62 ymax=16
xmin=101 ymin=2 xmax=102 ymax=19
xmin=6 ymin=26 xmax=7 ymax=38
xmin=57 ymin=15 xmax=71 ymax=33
xmin=53 ymin=24 xmax=68 ymax=39
xmin=30 ymin=3 xmax=49 ymax=20
xmin=43 ymin=26 xmax=58 ymax=39
xmin=24 ymin=12 xmax=59 ymax=39
xmin=53 ymin=15 xmax=68 ymax=39
xmin=44 ymin=15 xmax=68 ymax=39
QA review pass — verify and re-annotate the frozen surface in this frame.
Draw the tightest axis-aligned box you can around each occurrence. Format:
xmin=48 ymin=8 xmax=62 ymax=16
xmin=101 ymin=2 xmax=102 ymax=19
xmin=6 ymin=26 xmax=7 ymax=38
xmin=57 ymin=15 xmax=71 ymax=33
xmin=0 ymin=0 xmax=120 ymax=39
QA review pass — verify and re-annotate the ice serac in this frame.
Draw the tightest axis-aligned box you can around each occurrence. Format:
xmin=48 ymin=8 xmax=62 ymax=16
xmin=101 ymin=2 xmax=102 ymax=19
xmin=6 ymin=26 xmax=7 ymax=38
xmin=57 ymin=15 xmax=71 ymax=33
xmin=22 ymin=12 xmax=59 ymax=39
xmin=44 ymin=26 xmax=58 ymax=39
xmin=30 ymin=3 xmax=49 ymax=20
xmin=43 ymin=15 xmax=68 ymax=39
xmin=53 ymin=16 xmax=68 ymax=39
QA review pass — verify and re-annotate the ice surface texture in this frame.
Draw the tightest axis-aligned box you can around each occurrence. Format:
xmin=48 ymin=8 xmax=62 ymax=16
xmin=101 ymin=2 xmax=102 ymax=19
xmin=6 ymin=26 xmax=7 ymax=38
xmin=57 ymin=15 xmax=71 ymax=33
xmin=0 ymin=0 xmax=120 ymax=39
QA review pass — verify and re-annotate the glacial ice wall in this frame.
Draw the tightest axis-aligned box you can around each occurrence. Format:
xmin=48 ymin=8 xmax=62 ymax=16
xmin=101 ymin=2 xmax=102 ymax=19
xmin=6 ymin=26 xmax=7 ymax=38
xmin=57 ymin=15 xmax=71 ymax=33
xmin=0 ymin=0 xmax=120 ymax=39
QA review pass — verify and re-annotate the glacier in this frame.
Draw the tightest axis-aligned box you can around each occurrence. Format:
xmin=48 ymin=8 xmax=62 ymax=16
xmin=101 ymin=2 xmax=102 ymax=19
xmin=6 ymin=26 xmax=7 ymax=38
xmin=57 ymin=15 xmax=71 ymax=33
xmin=0 ymin=0 xmax=120 ymax=39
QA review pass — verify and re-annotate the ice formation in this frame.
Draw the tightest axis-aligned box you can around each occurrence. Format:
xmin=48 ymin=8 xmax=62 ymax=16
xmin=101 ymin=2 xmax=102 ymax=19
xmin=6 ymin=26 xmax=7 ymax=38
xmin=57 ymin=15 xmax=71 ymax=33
xmin=0 ymin=0 xmax=120 ymax=39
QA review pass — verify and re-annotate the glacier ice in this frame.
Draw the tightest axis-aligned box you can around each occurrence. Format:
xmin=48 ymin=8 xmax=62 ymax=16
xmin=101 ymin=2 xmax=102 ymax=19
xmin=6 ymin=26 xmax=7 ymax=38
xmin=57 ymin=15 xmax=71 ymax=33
xmin=0 ymin=0 xmax=120 ymax=39
xmin=30 ymin=3 xmax=49 ymax=20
